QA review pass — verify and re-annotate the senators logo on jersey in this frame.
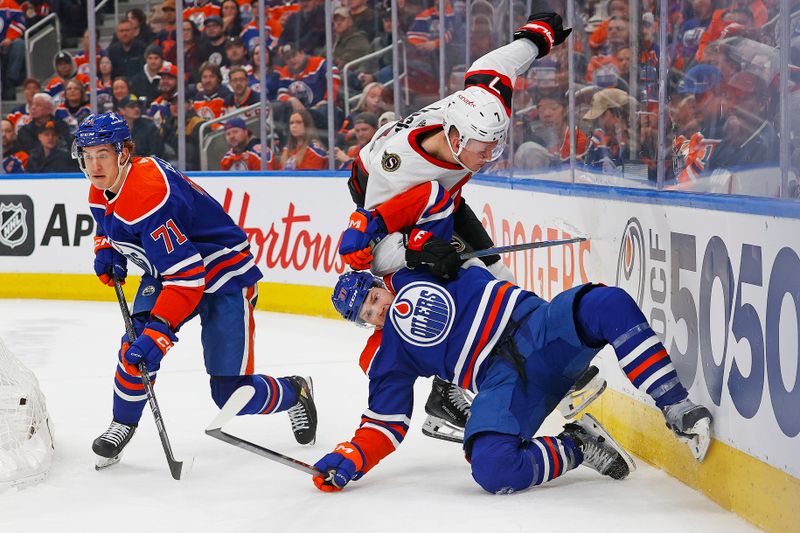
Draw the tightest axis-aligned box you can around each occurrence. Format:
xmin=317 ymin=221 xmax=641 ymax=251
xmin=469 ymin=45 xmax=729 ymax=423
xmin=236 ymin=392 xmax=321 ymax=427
xmin=381 ymin=152 xmax=401 ymax=172
xmin=389 ymin=282 xmax=455 ymax=347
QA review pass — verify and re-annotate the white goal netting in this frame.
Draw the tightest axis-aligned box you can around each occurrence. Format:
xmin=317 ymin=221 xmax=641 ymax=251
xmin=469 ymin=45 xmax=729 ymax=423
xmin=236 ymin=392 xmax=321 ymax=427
xmin=0 ymin=338 xmax=54 ymax=488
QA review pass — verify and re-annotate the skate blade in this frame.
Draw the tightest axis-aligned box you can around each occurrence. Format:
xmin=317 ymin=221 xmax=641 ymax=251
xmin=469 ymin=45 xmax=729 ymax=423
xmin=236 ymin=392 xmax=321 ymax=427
xmin=679 ymin=418 xmax=711 ymax=462
xmin=580 ymin=413 xmax=637 ymax=477
xmin=421 ymin=416 xmax=464 ymax=444
xmin=95 ymin=453 xmax=122 ymax=471
xmin=557 ymin=376 xmax=607 ymax=419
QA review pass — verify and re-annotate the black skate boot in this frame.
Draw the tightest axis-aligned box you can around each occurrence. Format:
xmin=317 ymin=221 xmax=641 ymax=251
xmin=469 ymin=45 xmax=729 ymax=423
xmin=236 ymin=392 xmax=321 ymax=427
xmin=92 ymin=420 xmax=137 ymax=470
xmin=287 ymin=376 xmax=317 ymax=445
xmin=557 ymin=365 xmax=607 ymax=419
xmin=662 ymin=397 xmax=713 ymax=462
xmin=560 ymin=413 xmax=636 ymax=480
xmin=422 ymin=376 xmax=471 ymax=443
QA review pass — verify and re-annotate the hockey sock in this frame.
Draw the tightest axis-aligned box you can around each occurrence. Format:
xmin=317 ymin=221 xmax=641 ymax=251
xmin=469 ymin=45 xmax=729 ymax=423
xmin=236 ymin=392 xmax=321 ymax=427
xmin=575 ymin=287 xmax=688 ymax=408
xmin=210 ymin=375 xmax=298 ymax=415
xmin=112 ymin=364 xmax=152 ymax=425
xmin=469 ymin=432 xmax=581 ymax=494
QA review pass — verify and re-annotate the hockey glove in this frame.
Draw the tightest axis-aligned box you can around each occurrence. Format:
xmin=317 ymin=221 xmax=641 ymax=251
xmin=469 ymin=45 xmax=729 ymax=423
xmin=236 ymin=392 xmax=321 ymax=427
xmin=339 ymin=208 xmax=388 ymax=270
xmin=405 ymin=229 xmax=461 ymax=280
xmin=313 ymin=441 xmax=365 ymax=492
xmin=93 ymin=236 xmax=127 ymax=286
xmin=513 ymin=12 xmax=572 ymax=58
xmin=123 ymin=321 xmax=177 ymax=373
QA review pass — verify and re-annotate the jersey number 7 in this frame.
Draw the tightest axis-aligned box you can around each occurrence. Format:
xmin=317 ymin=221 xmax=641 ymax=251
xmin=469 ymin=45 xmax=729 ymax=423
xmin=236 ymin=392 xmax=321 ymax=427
xmin=150 ymin=219 xmax=188 ymax=253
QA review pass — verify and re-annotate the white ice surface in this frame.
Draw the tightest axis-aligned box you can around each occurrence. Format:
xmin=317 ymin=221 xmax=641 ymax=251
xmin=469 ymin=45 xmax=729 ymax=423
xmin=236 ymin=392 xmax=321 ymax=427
xmin=0 ymin=299 xmax=758 ymax=533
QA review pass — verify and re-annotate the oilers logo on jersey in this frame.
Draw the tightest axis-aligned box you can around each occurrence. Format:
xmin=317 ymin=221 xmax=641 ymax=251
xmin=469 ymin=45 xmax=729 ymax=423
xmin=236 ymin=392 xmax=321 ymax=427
xmin=389 ymin=282 xmax=455 ymax=347
xmin=112 ymin=240 xmax=157 ymax=276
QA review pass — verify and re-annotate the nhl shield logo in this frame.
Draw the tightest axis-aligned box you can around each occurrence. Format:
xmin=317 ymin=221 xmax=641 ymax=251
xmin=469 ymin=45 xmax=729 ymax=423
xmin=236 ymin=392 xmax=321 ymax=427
xmin=0 ymin=202 xmax=28 ymax=249
xmin=389 ymin=281 xmax=455 ymax=347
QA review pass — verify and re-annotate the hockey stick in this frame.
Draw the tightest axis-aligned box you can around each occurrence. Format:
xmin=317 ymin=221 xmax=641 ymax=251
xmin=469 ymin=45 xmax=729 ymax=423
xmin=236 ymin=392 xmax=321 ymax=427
xmin=205 ymin=386 xmax=321 ymax=476
xmin=459 ymin=236 xmax=587 ymax=260
xmin=112 ymin=277 xmax=188 ymax=481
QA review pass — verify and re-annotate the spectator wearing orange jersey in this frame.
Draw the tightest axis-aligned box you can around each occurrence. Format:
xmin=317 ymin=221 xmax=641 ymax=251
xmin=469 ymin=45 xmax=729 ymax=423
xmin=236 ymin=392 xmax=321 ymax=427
xmin=695 ymin=0 xmax=767 ymax=62
xmin=6 ymin=77 xmax=41 ymax=132
xmin=219 ymin=117 xmax=278 ymax=171
xmin=588 ymin=0 xmax=629 ymax=52
xmin=184 ymin=0 xmax=221 ymax=31
xmin=45 ymin=51 xmax=90 ymax=107
xmin=193 ymin=62 xmax=234 ymax=120
xmin=74 ymin=28 xmax=108 ymax=78
xmin=279 ymin=108 xmax=327 ymax=170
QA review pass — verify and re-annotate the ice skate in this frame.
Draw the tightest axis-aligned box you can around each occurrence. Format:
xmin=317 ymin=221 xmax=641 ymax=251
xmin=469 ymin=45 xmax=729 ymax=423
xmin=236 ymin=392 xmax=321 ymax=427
xmin=556 ymin=365 xmax=607 ymax=419
xmin=287 ymin=376 xmax=317 ymax=445
xmin=422 ymin=376 xmax=471 ymax=443
xmin=92 ymin=420 xmax=137 ymax=470
xmin=661 ymin=397 xmax=712 ymax=462
xmin=560 ymin=413 xmax=636 ymax=480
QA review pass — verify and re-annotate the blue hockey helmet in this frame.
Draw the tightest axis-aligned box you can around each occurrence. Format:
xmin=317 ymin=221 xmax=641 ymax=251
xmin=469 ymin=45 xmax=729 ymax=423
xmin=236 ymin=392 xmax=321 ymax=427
xmin=74 ymin=112 xmax=131 ymax=151
xmin=332 ymin=271 xmax=382 ymax=325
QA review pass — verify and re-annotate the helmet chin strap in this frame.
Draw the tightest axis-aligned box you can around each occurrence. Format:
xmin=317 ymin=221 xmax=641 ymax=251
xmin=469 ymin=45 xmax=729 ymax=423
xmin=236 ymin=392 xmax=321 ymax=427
xmin=448 ymin=132 xmax=471 ymax=171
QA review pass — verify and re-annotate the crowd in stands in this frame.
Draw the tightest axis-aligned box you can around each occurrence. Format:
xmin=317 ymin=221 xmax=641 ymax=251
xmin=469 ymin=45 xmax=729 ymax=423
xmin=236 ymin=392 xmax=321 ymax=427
xmin=509 ymin=0 xmax=787 ymax=187
xmin=1 ymin=0 xmax=796 ymax=195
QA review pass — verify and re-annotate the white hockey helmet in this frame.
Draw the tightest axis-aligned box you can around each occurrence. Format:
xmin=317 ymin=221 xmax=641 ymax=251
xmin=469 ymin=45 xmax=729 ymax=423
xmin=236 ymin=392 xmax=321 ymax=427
xmin=442 ymin=86 xmax=510 ymax=164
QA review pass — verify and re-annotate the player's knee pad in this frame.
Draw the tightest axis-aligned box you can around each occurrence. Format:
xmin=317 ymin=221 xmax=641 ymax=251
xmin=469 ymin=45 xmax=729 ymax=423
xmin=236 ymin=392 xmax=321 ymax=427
xmin=209 ymin=375 xmax=250 ymax=408
xmin=469 ymin=432 xmax=532 ymax=494
xmin=575 ymin=285 xmax=648 ymax=346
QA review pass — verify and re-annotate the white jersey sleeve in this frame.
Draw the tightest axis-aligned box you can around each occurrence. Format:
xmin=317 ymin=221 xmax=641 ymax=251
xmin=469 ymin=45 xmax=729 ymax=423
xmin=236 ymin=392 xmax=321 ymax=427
xmin=359 ymin=100 xmax=470 ymax=210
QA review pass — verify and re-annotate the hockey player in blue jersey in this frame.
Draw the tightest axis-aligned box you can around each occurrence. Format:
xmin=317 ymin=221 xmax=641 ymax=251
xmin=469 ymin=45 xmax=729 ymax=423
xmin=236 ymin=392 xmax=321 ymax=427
xmin=74 ymin=112 xmax=317 ymax=468
xmin=314 ymin=197 xmax=713 ymax=494
xmin=339 ymin=11 xmax=610 ymax=445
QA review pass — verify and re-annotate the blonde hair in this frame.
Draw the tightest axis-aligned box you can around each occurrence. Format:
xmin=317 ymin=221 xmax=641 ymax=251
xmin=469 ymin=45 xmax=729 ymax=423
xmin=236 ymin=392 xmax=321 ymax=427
xmin=353 ymin=82 xmax=386 ymax=114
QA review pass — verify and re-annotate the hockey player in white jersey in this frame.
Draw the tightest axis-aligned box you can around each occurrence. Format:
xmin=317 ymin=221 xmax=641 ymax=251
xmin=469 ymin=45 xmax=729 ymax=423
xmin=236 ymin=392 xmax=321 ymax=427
xmin=340 ymin=12 xmax=603 ymax=442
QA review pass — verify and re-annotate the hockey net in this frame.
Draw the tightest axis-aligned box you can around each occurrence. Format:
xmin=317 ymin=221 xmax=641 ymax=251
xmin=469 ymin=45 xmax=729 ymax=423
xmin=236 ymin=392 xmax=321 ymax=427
xmin=0 ymin=337 xmax=54 ymax=488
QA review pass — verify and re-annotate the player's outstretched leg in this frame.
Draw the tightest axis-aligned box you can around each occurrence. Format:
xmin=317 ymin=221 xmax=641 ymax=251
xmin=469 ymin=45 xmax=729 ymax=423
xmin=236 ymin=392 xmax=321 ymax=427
xmin=210 ymin=374 xmax=317 ymax=444
xmin=286 ymin=376 xmax=317 ymax=445
xmin=559 ymin=413 xmax=636 ymax=480
xmin=422 ymin=376 xmax=470 ymax=443
xmin=575 ymin=286 xmax=713 ymax=461
xmin=93 ymin=420 xmax=137 ymax=470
